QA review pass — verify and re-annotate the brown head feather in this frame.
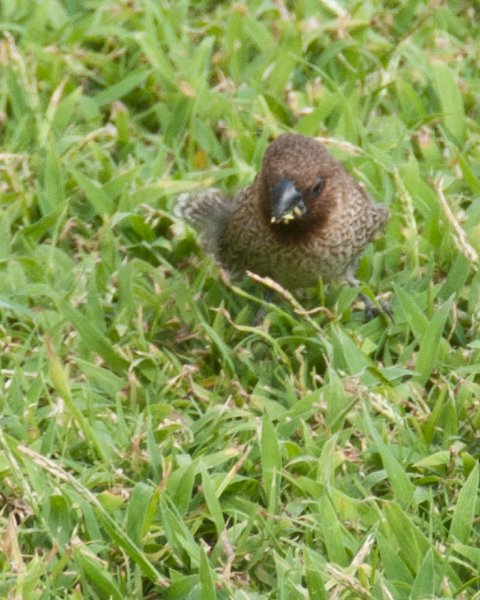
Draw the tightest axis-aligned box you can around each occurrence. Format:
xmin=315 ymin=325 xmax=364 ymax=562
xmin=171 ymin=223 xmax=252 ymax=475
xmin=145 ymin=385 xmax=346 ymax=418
xmin=255 ymin=134 xmax=346 ymax=241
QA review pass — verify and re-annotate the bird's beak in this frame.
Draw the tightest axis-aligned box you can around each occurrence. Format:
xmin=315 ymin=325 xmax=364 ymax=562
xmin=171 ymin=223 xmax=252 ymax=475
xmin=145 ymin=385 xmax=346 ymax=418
xmin=269 ymin=179 xmax=306 ymax=224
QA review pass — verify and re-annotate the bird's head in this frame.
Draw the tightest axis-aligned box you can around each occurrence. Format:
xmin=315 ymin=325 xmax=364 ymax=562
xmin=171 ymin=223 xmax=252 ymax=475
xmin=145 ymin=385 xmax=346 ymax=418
xmin=258 ymin=134 xmax=340 ymax=232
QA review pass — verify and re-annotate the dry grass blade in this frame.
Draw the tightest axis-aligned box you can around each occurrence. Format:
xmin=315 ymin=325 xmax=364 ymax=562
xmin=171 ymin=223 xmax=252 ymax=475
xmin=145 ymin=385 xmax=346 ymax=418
xmin=435 ymin=176 xmax=479 ymax=268
xmin=246 ymin=271 xmax=330 ymax=336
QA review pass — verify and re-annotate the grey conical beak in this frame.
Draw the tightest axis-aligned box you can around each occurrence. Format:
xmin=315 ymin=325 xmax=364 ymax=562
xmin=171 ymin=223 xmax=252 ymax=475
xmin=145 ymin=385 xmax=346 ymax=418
xmin=270 ymin=179 xmax=306 ymax=224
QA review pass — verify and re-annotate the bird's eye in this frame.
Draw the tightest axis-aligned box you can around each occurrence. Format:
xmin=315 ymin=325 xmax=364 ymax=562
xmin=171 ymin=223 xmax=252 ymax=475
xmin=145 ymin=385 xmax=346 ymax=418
xmin=311 ymin=176 xmax=325 ymax=196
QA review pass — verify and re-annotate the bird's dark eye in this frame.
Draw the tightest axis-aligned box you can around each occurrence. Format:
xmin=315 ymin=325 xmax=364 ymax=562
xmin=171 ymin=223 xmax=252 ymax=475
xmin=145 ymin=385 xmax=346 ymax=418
xmin=311 ymin=176 xmax=325 ymax=196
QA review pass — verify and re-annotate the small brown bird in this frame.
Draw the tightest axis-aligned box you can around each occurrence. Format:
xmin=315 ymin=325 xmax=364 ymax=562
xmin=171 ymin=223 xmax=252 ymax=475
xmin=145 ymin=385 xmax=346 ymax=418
xmin=177 ymin=134 xmax=389 ymax=290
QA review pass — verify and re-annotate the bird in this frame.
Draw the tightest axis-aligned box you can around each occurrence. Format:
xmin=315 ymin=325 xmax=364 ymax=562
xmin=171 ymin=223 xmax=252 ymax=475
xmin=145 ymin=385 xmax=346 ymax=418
xmin=176 ymin=133 xmax=389 ymax=294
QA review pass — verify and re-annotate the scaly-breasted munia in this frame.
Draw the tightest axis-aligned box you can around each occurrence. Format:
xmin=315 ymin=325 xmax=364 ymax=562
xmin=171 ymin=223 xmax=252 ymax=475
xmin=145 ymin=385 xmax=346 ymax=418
xmin=177 ymin=133 xmax=389 ymax=290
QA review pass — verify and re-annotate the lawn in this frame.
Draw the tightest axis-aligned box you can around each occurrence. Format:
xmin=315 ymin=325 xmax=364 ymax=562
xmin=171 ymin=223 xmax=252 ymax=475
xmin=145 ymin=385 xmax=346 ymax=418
xmin=1 ymin=0 xmax=479 ymax=598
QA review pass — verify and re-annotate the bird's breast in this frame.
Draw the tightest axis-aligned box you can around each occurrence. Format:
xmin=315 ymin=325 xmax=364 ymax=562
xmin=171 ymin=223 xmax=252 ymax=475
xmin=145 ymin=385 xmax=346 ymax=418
xmin=215 ymin=188 xmax=387 ymax=289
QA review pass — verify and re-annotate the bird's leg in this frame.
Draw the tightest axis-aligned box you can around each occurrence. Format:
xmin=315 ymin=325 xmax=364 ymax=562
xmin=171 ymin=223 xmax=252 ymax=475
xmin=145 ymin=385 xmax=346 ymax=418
xmin=254 ymin=288 xmax=275 ymax=324
xmin=345 ymin=266 xmax=392 ymax=321
xmin=358 ymin=292 xmax=381 ymax=320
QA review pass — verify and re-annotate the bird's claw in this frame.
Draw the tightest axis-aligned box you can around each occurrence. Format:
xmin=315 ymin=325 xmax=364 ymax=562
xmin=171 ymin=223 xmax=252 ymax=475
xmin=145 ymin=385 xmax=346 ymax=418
xmin=359 ymin=293 xmax=393 ymax=321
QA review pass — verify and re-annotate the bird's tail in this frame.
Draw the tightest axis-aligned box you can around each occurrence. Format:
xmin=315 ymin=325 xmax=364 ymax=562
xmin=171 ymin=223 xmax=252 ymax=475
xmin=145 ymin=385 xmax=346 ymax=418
xmin=174 ymin=189 xmax=233 ymax=253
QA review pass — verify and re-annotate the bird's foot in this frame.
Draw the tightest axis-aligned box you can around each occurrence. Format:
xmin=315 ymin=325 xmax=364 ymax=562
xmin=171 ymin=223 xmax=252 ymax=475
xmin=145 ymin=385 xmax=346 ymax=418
xmin=254 ymin=305 xmax=267 ymax=325
xmin=358 ymin=293 xmax=393 ymax=321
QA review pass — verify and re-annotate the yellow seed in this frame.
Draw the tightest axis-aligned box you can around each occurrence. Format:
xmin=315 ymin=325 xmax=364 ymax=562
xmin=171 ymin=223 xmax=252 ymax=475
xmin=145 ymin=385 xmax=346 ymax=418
xmin=282 ymin=212 xmax=295 ymax=223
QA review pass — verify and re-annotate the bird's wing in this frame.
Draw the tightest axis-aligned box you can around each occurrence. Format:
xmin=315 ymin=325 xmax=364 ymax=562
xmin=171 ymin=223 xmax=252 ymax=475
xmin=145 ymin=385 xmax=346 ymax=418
xmin=175 ymin=188 xmax=235 ymax=255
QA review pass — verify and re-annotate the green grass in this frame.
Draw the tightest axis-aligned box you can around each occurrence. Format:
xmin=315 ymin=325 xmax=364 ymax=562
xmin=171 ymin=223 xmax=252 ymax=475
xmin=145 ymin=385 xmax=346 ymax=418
xmin=1 ymin=0 xmax=480 ymax=598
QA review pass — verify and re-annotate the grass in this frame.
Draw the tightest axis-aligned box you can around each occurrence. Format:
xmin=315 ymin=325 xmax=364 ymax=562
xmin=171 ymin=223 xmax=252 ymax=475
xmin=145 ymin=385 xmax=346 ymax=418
xmin=1 ymin=0 xmax=479 ymax=598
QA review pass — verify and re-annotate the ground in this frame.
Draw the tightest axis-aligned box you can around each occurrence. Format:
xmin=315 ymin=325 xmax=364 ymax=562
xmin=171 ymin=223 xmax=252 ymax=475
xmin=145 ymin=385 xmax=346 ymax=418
xmin=0 ymin=1 xmax=479 ymax=598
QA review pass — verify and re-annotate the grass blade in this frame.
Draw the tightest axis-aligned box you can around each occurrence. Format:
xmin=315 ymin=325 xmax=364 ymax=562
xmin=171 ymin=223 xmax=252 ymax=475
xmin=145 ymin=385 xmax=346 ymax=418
xmin=449 ymin=463 xmax=479 ymax=544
